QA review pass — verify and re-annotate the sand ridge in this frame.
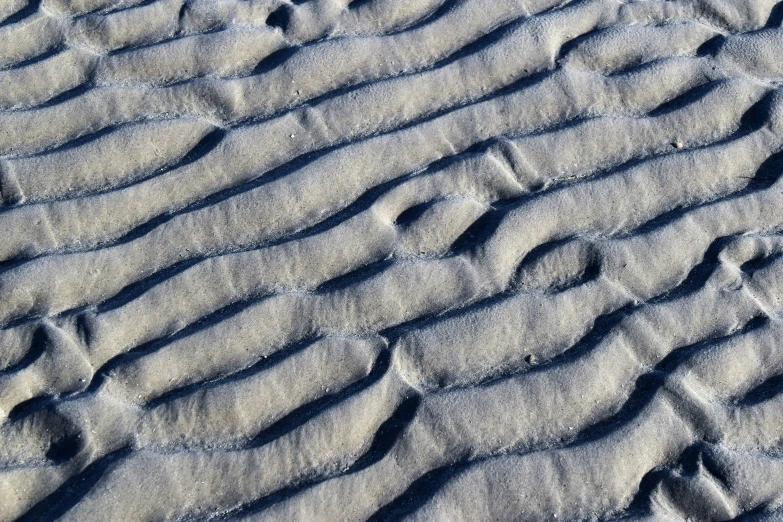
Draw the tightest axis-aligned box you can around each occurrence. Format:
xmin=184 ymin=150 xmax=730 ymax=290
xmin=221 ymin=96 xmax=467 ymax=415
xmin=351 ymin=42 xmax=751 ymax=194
xmin=2 ymin=0 xmax=783 ymax=520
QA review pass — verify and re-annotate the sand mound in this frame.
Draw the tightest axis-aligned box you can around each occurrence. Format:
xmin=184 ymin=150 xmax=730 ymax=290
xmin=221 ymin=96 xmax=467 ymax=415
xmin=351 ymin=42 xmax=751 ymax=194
xmin=2 ymin=0 xmax=783 ymax=520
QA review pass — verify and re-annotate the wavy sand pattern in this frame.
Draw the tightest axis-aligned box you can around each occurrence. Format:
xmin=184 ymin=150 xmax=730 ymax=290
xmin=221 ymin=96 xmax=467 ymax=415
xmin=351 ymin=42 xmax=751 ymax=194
xmin=2 ymin=0 xmax=783 ymax=520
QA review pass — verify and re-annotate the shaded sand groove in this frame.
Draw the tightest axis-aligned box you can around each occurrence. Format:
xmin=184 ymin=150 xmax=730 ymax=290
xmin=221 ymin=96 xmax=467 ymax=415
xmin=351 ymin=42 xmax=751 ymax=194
xmin=2 ymin=0 xmax=783 ymax=520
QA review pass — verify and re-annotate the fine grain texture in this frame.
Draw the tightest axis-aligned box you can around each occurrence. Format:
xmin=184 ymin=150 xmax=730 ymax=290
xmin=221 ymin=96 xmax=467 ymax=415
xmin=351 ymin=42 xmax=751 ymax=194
xmin=2 ymin=0 xmax=783 ymax=520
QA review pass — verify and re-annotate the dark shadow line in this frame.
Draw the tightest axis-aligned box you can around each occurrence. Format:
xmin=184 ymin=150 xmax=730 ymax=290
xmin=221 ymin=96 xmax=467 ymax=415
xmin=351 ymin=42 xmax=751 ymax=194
xmin=14 ymin=446 xmax=132 ymax=522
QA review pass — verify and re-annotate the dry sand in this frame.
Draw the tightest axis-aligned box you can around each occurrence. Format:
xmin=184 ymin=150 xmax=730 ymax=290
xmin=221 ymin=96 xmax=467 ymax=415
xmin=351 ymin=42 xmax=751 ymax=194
xmin=2 ymin=0 xmax=783 ymax=520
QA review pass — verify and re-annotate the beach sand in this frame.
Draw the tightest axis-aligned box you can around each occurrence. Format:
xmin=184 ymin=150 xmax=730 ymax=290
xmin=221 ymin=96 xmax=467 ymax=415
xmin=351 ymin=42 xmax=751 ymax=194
xmin=2 ymin=0 xmax=783 ymax=520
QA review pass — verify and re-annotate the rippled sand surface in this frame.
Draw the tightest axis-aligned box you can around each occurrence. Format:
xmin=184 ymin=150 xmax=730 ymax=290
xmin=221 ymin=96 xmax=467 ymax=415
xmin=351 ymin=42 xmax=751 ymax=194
xmin=2 ymin=0 xmax=783 ymax=520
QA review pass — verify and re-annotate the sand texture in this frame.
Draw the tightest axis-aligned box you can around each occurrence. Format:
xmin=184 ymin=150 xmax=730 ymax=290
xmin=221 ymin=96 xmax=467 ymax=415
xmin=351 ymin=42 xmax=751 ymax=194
xmin=2 ymin=0 xmax=783 ymax=520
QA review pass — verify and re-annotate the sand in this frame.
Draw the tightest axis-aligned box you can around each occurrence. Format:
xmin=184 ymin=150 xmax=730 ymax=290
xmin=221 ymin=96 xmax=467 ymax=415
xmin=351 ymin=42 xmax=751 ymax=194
xmin=1 ymin=0 xmax=783 ymax=520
